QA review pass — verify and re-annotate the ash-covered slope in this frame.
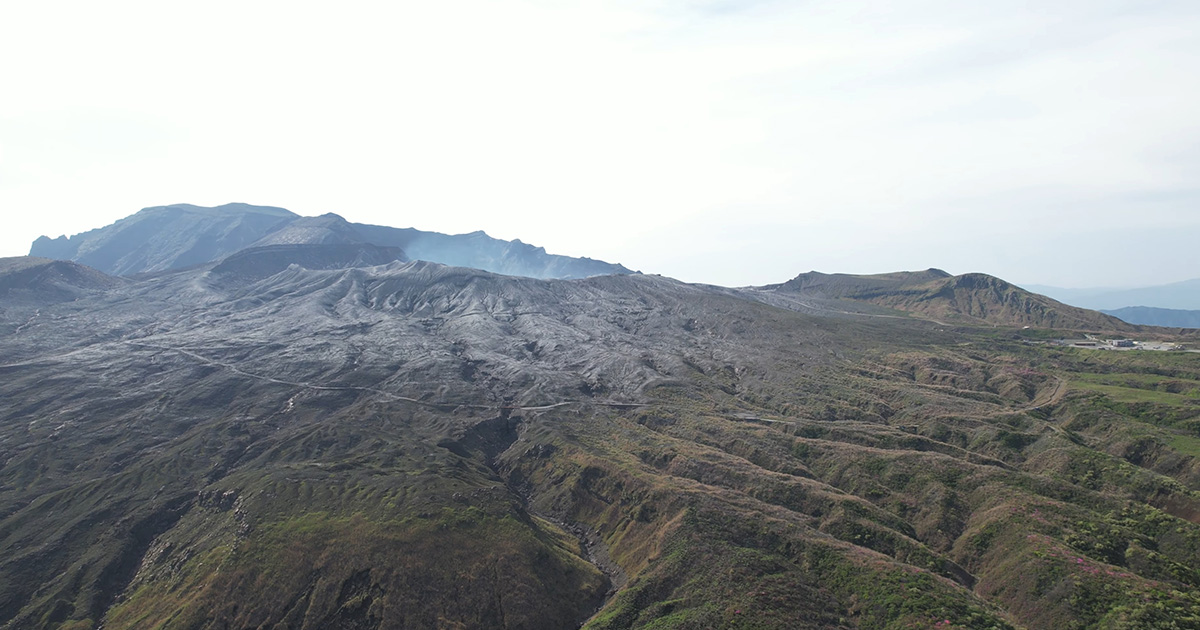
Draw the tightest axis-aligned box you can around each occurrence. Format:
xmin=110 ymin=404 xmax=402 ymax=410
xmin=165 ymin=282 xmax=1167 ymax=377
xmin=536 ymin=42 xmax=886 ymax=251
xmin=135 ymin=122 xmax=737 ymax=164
xmin=4 ymin=254 xmax=1200 ymax=629
xmin=764 ymin=269 xmax=1136 ymax=331
xmin=31 ymin=204 xmax=633 ymax=280
xmin=0 ymin=257 xmax=849 ymax=629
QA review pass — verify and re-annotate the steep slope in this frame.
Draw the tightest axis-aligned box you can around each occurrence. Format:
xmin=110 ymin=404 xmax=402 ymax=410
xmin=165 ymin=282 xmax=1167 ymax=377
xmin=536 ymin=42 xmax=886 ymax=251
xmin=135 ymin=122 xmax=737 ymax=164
xmin=31 ymin=204 xmax=633 ymax=280
xmin=29 ymin=203 xmax=297 ymax=275
xmin=3 ymin=257 xmax=1200 ymax=629
xmin=765 ymin=270 xmax=1136 ymax=331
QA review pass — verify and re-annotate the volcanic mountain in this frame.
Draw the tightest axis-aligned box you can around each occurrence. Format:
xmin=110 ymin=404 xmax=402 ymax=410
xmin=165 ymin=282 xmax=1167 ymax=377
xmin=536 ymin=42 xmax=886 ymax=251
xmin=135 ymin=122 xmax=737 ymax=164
xmin=30 ymin=203 xmax=632 ymax=280
xmin=3 ymin=223 xmax=1199 ymax=628
xmin=29 ymin=203 xmax=297 ymax=276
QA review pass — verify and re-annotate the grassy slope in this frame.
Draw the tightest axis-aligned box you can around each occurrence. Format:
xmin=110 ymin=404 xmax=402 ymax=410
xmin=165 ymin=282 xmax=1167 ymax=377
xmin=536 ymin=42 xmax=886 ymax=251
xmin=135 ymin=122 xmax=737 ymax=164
xmin=499 ymin=341 xmax=1200 ymax=629
xmin=106 ymin=509 xmax=606 ymax=630
xmin=91 ymin=402 xmax=612 ymax=630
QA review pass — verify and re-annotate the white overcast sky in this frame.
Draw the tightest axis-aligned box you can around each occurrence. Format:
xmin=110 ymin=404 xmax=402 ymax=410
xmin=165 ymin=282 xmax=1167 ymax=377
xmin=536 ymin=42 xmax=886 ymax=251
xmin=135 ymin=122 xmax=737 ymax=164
xmin=2 ymin=0 xmax=1198 ymax=288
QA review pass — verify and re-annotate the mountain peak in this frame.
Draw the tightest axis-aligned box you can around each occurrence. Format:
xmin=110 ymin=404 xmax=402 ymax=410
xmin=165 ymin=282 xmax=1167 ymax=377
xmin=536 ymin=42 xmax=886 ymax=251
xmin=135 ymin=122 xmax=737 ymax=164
xmin=29 ymin=204 xmax=299 ymax=276
xmin=29 ymin=204 xmax=633 ymax=280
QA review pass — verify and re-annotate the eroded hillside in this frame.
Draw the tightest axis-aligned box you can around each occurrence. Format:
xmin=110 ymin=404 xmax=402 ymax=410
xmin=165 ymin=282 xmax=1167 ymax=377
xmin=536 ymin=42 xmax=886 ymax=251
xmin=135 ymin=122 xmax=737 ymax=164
xmin=1 ymin=254 xmax=1198 ymax=629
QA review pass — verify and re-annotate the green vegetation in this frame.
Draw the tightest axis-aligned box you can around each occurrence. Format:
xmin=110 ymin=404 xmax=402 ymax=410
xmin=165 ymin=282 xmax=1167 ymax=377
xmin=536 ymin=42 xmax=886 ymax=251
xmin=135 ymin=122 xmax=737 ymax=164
xmin=1169 ymin=435 xmax=1200 ymax=458
xmin=105 ymin=508 xmax=608 ymax=629
xmin=1069 ymin=378 xmax=1200 ymax=406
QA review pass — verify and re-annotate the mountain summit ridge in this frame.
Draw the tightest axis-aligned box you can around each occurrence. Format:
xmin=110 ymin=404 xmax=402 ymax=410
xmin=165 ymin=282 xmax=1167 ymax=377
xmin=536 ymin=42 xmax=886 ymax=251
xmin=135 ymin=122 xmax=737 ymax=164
xmin=763 ymin=268 xmax=1135 ymax=330
xmin=30 ymin=203 xmax=633 ymax=280
xmin=30 ymin=203 xmax=296 ymax=275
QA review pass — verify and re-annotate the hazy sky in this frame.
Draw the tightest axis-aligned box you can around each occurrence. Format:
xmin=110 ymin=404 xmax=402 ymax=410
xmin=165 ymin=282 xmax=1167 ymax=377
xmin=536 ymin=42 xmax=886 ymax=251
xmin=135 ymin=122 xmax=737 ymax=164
xmin=2 ymin=0 xmax=1198 ymax=288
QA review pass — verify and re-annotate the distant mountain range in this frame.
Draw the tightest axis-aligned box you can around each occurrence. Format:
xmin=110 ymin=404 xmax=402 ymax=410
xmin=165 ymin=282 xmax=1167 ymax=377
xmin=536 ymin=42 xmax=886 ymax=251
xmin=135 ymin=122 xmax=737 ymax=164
xmin=1024 ymin=279 xmax=1200 ymax=310
xmin=1100 ymin=306 xmax=1200 ymax=329
xmin=27 ymin=203 xmax=1159 ymax=333
xmin=1024 ymin=279 xmax=1200 ymax=329
xmin=30 ymin=203 xmax=633 ymax=280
